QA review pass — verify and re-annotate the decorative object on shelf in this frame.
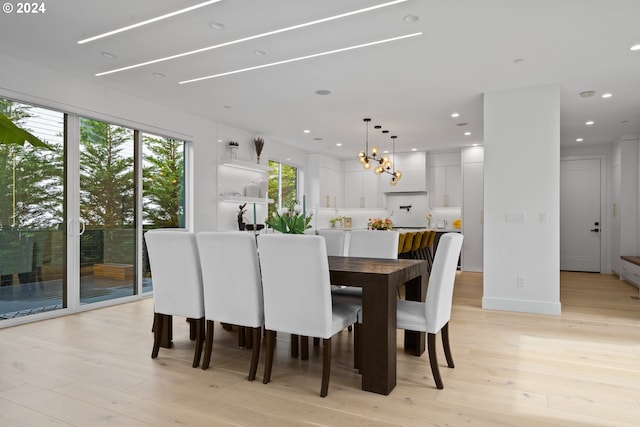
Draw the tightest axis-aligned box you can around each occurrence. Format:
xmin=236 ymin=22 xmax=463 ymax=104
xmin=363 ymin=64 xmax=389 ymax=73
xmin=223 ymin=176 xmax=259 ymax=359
xmin=329 ymin=216 xmax=344 ymax=228
xmin=368 ymin=217 xmax=393 ymax=230
xmin=244 ymin=181 xmax=259 ymax=198
xmin=426 ymin=213 xmax=432 ymax=229
xmin=237 ymin=203 xmax=247 ymax=230
xmin=227 ymin=141 xmax=239 ymax=160
xmin=343 ymin=217 xmax=352 ymax=228
xmin=452 ymin=218 xmax=462 ymax=229
xmin=256 ymin=178 xmax=268 ymax=198
xmin=254 ymin=137 xmax=265 ymax=164
xmin=266 ymin=199 xmax=312 ymax=234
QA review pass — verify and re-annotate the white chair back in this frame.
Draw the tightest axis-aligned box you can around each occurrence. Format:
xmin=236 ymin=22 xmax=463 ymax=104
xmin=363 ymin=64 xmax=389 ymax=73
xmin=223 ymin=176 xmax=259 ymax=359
xmin=196 ymin=232 xmax=264 ymax=328
xmin=257 ymin=234 xmax=334 ymax=339
xmin=425 ymin=233 xmax=463 ymax=334
xmin=348 ymin=230 xmax=399 ymax=259
xmin=318 ymin=229 xmax=346 ymax=256
xmin=144 ymin=229 xmax=204 ymax=318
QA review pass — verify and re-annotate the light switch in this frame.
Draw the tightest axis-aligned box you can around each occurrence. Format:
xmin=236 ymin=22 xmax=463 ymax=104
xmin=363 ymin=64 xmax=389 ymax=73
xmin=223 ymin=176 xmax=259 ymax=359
xmin=539 ymin=212 xmax=548 ymax=223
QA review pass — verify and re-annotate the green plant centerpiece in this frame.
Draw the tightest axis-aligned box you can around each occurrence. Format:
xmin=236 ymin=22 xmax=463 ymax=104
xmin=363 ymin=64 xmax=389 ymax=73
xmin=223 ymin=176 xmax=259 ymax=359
xmin=329 ymin=216 xmax=344 ymax=228
xmin=266 ymin=200 xmax=312 ymax=234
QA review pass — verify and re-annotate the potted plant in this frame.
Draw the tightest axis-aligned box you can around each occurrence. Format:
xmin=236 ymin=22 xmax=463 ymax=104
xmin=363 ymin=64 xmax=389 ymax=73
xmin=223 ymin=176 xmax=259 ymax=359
xmin=329 ymin=216 xmax=344 ymax=228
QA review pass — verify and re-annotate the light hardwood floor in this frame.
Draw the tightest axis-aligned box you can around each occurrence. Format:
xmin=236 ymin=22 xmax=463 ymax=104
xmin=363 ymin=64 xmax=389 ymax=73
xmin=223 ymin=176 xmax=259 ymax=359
xmin=1 ymin=272 xmax=639 ymax=426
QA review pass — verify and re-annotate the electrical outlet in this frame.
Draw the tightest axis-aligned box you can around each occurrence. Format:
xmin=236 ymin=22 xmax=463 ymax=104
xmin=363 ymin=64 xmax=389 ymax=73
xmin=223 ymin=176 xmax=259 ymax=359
xmin=517 ymin=276 xmax=526 ymax=287
xmin=505 ymin=212 xmax=526 ymax=223
xmin=539 ymin=212 xmax=548 ymax=223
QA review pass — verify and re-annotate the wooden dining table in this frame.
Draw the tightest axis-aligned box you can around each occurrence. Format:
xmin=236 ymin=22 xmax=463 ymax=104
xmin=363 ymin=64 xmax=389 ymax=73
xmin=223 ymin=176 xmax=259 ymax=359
xmin=328 ymin=256 xmax=428 ymax=395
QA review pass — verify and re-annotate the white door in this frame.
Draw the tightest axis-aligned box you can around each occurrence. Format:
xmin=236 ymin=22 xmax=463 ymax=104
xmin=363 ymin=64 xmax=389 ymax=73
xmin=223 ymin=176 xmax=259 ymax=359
xmin=560 ymin=158 xmax=601 ymax=272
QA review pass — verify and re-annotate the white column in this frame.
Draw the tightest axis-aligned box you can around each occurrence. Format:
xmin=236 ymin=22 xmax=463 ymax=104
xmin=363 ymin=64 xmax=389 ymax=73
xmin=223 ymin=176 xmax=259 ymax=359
xmin=483 ymin=84 xmax=561 ymax=315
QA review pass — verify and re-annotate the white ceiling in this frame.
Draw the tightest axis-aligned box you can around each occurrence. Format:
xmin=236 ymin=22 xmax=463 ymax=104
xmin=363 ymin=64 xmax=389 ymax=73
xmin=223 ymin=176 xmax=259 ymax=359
xmin=1 ymin=0 xmax=639 ymax=158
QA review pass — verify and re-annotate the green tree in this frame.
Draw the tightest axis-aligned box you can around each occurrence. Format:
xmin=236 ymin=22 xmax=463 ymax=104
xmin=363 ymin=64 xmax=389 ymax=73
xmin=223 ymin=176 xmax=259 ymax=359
xmin=0 ymin=99 xmax=61 ymax=229
xmin=79 ymin=118 xmax=134 ymax=226
xmin=142 ymin=135 xmax=184 ymax=227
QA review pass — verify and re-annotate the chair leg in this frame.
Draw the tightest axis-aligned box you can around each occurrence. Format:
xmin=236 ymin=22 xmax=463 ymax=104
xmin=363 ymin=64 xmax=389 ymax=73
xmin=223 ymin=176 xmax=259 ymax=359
xmin=248 ymin=327 xmax=262 ymax=381
xmin=313 ymin=337 xmax=320 ymax=348
xmin=301 ymin=336 xmax=309 ymax=360
xmin=428 ymin=332 xmax=443 ymax=389
xmin=321 ymin=338 xmax=332 ymax=397
xmin=151 ymin=312 xmax=162 ymax=359
xmin=441 ymin=322 xmax=455 ymax=368
xmin=291 ymin=334 xmax=299 ymax=358
xmin=353 ymin=323 xmax=361 ymax=371
xmin=202 ymin=320 xmax=214 ymax=370
xmin=263 ymin=330 xmax=276 ymax=384
xmin=192 ymin=317 xmax=205 ymax=368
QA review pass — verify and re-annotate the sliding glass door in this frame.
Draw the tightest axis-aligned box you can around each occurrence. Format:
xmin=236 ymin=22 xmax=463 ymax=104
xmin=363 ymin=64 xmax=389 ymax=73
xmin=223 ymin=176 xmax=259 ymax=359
xmin=1 ymin=97 xmax=186 ymax=324
xmin=0 ymin=100 xmax=65 ymax=319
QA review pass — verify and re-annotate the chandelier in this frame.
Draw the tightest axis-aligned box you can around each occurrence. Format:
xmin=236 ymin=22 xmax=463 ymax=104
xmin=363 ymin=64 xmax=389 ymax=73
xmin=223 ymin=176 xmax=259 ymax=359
xmin=357 ymin=117 xmax=402 ymax=185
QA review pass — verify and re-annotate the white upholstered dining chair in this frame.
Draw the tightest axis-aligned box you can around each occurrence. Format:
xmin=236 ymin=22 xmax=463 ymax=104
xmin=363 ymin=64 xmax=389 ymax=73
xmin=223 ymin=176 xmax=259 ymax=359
xmin=196 ymin=231 xmax=264 ymax=381
xmin=256 ymin=234 xmax=360 ymax=397
xmin=396 ymin=232 xmax=463 ymax=389
xmin=145 ymin=229 xmax=205 ymax=368
xmin=317 ymin=229 xmax=346 ymax=256
xmin=332 ymin=230 xmax=400 ymax=301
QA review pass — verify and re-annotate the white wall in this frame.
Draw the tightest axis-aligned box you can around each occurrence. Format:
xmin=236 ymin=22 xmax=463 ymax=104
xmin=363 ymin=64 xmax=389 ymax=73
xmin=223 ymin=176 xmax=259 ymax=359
xmin=462 ymin=146 xmax=484 ymax=271
xmin=483 ymin=84 xmax=561 ymax=315
xmin=0 ymin=52 xmax=218 ymax=233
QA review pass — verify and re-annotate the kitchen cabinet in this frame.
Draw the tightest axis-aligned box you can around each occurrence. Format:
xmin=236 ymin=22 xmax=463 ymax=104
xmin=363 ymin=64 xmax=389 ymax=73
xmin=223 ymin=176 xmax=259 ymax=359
xmin=429 ymin=151 xmax=461 ymax=207
xmin=343 ymin=159 xmax=382 ymax=208
xmin=320 ymin=165 xmax=343 ymax=208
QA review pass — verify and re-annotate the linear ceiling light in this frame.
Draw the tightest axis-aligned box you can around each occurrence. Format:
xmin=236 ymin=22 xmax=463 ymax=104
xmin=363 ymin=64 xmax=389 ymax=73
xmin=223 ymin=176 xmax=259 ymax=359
xmin=179 ymin=32 xmax=422 ymax=84
xmin=95 ymin=0 xmax=409 ymax=76
xmin=78 ymin=0 xmax=223 ymax=44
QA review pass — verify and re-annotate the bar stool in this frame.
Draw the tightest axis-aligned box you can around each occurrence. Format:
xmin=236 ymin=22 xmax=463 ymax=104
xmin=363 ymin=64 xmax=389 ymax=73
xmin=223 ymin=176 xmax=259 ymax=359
xmin=397 ymin=233 xmax=406 ymax=256
xmin=418 ymin=230 xmax=432 ymax=260
xmin=399 ymin=232 xmax=414 ymax=259
xmin=410 ymin=231 xmax=424 ymax=259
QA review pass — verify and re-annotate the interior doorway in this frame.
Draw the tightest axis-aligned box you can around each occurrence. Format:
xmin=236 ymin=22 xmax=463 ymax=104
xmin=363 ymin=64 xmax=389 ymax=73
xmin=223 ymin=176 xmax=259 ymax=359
xmin=560 ymin=157 xmax=604 ymax=272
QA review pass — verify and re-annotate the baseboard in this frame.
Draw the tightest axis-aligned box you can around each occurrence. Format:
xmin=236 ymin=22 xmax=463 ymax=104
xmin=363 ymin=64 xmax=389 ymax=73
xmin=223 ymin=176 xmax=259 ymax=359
xmin=482 ymin=297 xmax=562 ymax=316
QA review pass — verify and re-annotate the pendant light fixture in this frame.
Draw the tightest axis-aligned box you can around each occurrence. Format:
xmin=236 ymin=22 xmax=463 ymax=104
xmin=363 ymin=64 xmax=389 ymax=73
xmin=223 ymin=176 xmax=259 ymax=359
xmin=388 ymin=135 xmax=402 ymax=186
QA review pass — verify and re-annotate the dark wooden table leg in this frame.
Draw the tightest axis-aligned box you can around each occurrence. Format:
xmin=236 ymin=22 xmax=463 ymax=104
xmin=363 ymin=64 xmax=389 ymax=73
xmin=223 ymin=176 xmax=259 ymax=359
xmin=360 ymin=278 xmax=397 ymax=395
xmin=403 ymin=274 xmax=427 ymax=356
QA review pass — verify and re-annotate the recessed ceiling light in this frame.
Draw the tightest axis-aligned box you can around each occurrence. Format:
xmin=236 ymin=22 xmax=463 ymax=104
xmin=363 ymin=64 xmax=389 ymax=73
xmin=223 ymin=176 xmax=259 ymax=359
xmin=621 ymin=120 xmax=629 ymax=124
xmin=223 ymin=105 xmax=232 ymax=109
xmin=472 ymin=143 xmax=478 ymax=147
xmin=152 ymin=72 xmax=165 ymax=78
xmin=403 ymin=14 xmax=419 ymax=23
xmin=314 ymin=137 xmax=323 ymax=141
xmin=580 ymin=90 xmax=595 ymax=98
xmin=95 ymin=0 xmax=411 ymax=76
xmin=513 ymin=58 xmax=525 ymax=64
xmin=78 ymin=1 xmax=224 ymax=44
xmin=456 ymin=122 xmax=468 ymax=127
xmin=383 ymin=150 xmax=389 ymax=154
xmin=253 ymin=49 xmax=266 ymax=56
xmin=576 ymin=138 xmax=583 ymax=142
xmin=336 ymin=143 xmax=342 ymax=147
xmin=209 ymin=21 xmax=225 ymax=30
xmin=451 ymin=112 xmax=460 ymax=118
xmin=303 ymin=130 xmax=311 ymax=133
xmin=630 ymin=44 xmax=640 ymax=51
xmin=464 ymin=132 xmax=471 ymax=136
xmin=411 ymin=148 xmax=417 ymax=151
xmin=218 ymin=139 xmax=223 ymax=142
xmin=315 ymin=89 xmax=331 ymax=95
xmin=101 ymin=51 xmax=116 ymax=58
xmin=601 ymin=92 xmax=613 ymax=98
xmin=585 ymin=121 xmax=595 ymax=126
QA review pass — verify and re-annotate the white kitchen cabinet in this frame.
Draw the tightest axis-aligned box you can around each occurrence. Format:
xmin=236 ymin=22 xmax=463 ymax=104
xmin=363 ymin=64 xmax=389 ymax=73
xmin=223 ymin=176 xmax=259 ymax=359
xmin=429 ymin=151 xmax=461 ymax=207
xmin=343 ymin=161 xmax=381 ymax=208
xmin=320 ymin=165 xmax=343 ymax=208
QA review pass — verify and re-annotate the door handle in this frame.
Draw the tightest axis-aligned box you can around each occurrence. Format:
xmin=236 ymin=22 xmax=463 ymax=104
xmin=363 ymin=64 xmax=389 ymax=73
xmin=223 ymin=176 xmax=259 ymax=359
xmin=590 ymin=228 xmax=599 ymax=232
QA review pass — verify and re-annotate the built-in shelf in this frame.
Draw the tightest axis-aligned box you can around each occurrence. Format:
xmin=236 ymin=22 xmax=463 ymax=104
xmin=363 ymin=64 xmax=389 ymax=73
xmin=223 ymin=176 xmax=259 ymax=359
xmin=220 ymin=194 xmax=274 ymax=204
xmin=221 ymin=159 xmax=272 ymax=173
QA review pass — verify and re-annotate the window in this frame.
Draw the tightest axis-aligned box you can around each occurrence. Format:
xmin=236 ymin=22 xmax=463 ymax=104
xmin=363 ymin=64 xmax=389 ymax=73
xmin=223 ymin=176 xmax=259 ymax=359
xmin=268 ymin=160 xmax=298 ymax=219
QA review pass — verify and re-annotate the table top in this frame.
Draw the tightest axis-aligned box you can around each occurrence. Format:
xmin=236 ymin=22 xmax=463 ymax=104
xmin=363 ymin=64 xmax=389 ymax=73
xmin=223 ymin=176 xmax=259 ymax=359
xmin=328 ymin=256 xmax=427 ymax=287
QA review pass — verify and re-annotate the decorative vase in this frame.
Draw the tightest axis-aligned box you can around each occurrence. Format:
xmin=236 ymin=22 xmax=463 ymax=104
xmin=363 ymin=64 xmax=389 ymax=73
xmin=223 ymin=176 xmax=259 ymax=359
xmin=257 ymin=179 xmax=268 ymax=198
xmin=256 ymin=155 xmax=261 ymax=164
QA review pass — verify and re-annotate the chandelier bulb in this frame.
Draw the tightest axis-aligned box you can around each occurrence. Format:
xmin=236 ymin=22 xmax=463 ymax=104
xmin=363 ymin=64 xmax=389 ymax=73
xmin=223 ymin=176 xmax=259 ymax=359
xmin=390 ymin=178 xmax=397 ymax=186
xmin=363 ymin=161 xmax=371 ymax=170
xmin=395 ymin=170 xmax=403 ymax=180
xmin=371 ymin=146 xmax=378 ymax=156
